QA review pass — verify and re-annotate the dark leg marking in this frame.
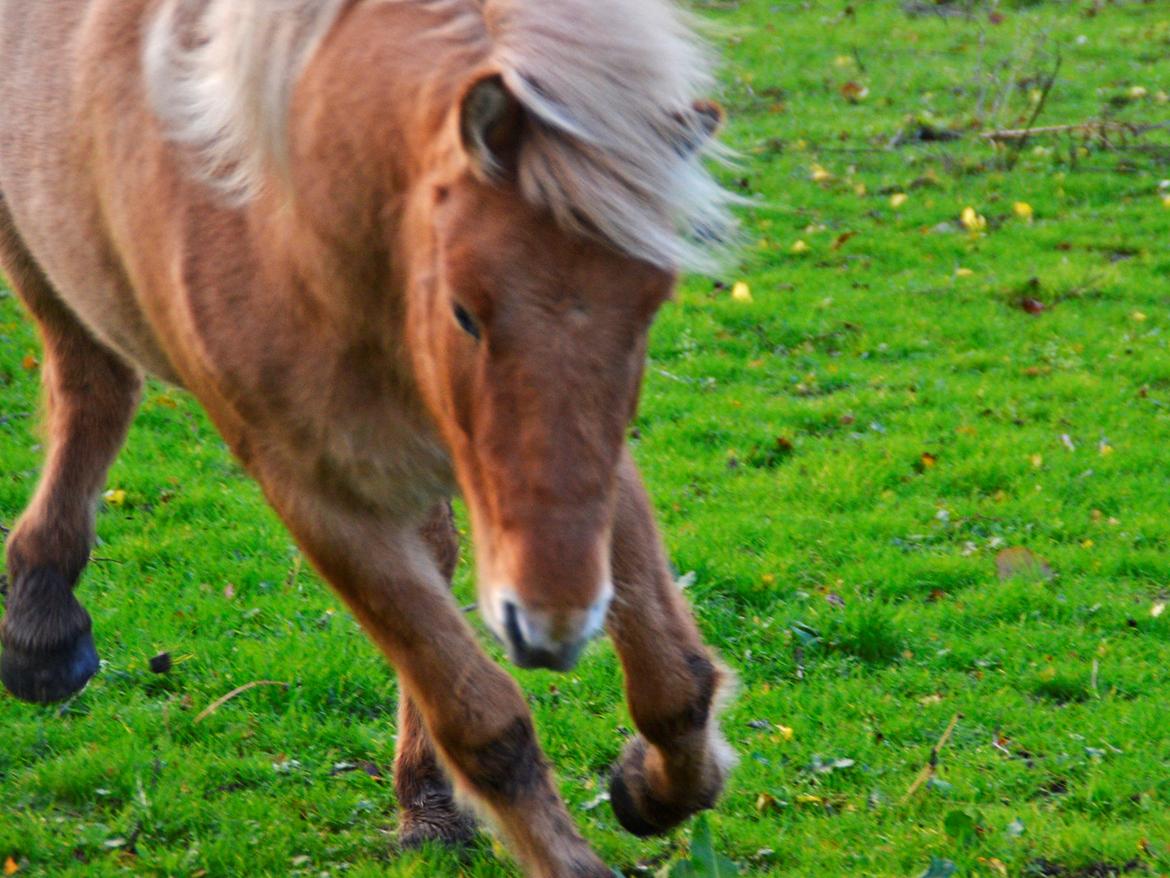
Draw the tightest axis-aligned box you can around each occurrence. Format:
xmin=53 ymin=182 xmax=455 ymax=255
xmin=461 ymin=716 xmax=546 ymax=803
xmin=636 ymin=652 xmax=717 ymax=746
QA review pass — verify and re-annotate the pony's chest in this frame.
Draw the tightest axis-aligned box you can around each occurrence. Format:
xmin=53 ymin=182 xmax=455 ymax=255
xmin=308 ymin=394 xmax=454 ymax=517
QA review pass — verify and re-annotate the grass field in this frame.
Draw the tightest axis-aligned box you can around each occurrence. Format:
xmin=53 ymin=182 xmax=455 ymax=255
xmin=3 ymin=1 xmax=1170 ymax=875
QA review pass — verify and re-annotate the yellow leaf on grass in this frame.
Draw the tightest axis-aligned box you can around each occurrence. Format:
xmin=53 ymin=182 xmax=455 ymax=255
xmin=810 ymin=164 xmax=833 ymax=183
xmin=1132 ymin=311 xmax=1147 ymax=322
xmin=954 ymin=267 xmax=974 ymax=278
xmin=791 ymin=239 xmax=809 ymax=254
xmin=1013 ymin=201 xmax=1034 ymax=222
xmin=777 ymin=724 xmax=795 ymax=742
xmin=960 ymin=206 xmax=987 ymax=232
xmin=4 ymin=858 xmax=18 ymax=876
xmin=103 ymin=489 xmax=127 ymax=507
xmin=889 ymin=192 xmax=908 ymax=208
xmin=731 ymin=281 xmax=753 ymax=302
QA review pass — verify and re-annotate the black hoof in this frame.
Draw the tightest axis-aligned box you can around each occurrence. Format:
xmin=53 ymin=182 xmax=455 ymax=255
xmin=0 ymin=628 xmax=99 ymax=703
xmin=609 ymin=737 xmax=720 ymax=838
xmin=609 ymin=767 xmax=665 ymax=838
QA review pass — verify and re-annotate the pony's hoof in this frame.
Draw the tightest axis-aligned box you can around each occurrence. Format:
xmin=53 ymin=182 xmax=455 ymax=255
xmin=0 ymin=628 xmax=99 ymax=703
xmin=609 ymin=738 xmax=719 ymax=838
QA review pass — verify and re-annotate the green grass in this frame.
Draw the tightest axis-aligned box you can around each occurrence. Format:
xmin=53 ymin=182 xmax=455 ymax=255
xmin=3 ymin=1 xmax=1170 ymax=875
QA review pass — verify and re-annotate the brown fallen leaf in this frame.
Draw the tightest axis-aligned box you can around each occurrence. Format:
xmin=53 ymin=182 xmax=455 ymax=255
xmin=831 ymin=231 xmax=857 ymax=251
xmin=913 ymin=451 xmax=938 ymax=473
xmin=840 ymin=81 xmax=869 ymax=103
xmin=995 ymin=547 xmax=1054 ymax=582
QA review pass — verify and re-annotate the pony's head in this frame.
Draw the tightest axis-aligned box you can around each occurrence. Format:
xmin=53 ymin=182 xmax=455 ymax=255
xmin=145 ymin=0 xmax=734 ymax=671
xmin=403 ymin=69 xmax=725 ymax=670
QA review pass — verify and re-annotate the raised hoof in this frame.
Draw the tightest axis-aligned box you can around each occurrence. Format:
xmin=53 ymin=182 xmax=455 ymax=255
xmin=0 ymin=628 xmax=99 ymax=703
xmin=610 ymin=767 xmax=668 ymax=838
xmin=609 ymin=738 xmax=717 ymax=838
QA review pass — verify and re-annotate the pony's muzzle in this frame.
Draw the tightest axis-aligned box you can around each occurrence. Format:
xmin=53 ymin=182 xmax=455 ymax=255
xmin=491 ymin=584 xmax=612 ymax=672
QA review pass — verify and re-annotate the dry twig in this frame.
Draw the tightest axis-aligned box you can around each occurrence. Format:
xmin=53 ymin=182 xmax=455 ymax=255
xmin=194 ymin=680 xmax=289 ymax=723
xmin=981 ymin=120 xmax=1170 ymax=142
xmin=901 ymin=712 xmax=962 ymax=804
xmin=1003 ymin=53 xmax=1060 ymax=170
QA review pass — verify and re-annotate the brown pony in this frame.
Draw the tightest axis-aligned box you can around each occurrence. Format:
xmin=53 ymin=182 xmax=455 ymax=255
xmin=0 ymin=0 xmax=737 ymax=874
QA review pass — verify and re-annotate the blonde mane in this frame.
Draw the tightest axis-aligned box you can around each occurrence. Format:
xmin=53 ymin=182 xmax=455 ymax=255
xmin=145 ymin=0 xmax=735 ymax=271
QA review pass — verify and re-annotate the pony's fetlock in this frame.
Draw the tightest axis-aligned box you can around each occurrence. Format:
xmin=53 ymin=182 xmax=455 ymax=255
xmin=397 ymin=773 xmax=477 ymax=849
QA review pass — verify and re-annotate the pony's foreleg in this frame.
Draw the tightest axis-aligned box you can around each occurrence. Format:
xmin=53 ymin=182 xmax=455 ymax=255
xmin=395 ymin=500 xmax=477 ymax=848
xmin=0 ymin=202 xmax=142 ymax=702
xmin=605 ymin=449 xmax=735 ymax=837
xmin=260 ymin=477 xmax=611 ymax=878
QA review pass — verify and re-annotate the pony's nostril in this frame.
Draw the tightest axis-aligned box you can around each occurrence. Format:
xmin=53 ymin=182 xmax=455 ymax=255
xmin=503 ymin=599 xmax=526 ymax=651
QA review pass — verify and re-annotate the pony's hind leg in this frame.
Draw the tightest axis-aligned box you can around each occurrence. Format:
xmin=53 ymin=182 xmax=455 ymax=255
xmin=604 ymin=450 xmax=735 ymax=837
xmin=0 ymin=200 xmax=142 ymax=702
xmin=395 ymin=501 xmax=477 ymax=848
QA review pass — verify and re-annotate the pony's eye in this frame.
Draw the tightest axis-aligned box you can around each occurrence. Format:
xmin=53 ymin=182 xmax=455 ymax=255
xmin=453 ymin=303 xmax=481 ymax=340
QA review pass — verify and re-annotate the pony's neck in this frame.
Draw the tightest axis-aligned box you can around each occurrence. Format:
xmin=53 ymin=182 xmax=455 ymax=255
xmin=258 ymin=0 xmax=479 ymax=331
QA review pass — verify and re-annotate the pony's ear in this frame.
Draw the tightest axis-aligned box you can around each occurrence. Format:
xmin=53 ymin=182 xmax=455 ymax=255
xmin=460 ymin=74 xmax=525 ymax=183
xmin=671 ymin=99 xmax=724 ymax=156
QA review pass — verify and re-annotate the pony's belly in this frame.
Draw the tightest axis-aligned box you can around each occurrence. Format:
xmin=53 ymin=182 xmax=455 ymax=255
xmin=11 ymin=209 xmax=183 ymax=384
